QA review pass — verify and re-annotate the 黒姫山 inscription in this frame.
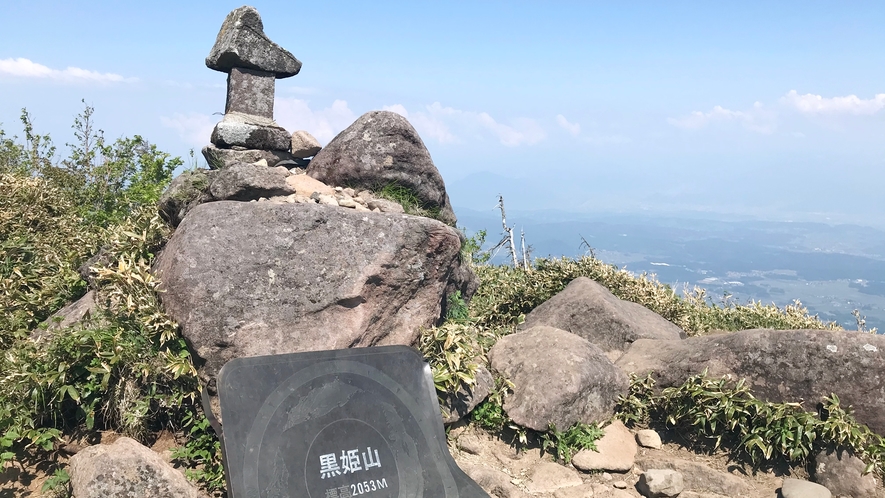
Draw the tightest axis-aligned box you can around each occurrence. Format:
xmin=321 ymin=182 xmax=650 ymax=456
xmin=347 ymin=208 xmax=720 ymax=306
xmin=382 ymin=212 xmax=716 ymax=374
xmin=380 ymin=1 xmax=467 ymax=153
xmin=217 ymin=346 xmax=489 ymax=498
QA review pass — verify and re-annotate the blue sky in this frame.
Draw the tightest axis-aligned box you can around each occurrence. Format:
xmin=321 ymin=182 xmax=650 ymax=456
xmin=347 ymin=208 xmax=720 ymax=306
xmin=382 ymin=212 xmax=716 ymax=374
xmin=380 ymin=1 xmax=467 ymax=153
xmin=2 ymin=1 xmax=883 ymax=227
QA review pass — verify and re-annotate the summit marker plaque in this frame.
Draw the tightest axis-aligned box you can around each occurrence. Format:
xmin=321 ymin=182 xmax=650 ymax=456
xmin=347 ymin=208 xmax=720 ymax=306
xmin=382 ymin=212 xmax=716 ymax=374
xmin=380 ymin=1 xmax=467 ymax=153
xmin=217 ymin=346 xmax=489 ymax=497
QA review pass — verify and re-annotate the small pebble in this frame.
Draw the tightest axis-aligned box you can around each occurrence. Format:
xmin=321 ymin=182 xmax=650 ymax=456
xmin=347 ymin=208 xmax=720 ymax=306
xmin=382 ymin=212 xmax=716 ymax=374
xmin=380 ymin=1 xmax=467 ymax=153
xmin=613 ymin=481 xmax=627 ymax=489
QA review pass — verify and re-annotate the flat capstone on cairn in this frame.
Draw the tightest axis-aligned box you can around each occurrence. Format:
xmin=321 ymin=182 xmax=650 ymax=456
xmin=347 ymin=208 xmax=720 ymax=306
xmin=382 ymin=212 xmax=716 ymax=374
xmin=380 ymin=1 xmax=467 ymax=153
xmin=202 ymin=5 xmax=321 ymax=169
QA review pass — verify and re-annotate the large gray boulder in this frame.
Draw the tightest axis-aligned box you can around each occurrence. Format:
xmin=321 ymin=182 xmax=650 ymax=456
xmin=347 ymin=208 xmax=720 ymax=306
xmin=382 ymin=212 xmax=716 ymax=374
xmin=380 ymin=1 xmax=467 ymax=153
xmin=68 ymin=437 xmax=205 ymax=498
xmin=617 ymin=329 xmax=885 ymax=435
xmin=813 ymin=448 xmax=880 ymax=498
xmin=488 ymin=326 xmax=629 ymax=431
xmin=154 ymin=201 xmax=475 ymax=387
xmin=205 ymin=6 xmax=301 ymax=78
xmin=307 ymin=111 xmax=457 ymax=225
xmin=519 ymin=276 xmax=685 ymax=359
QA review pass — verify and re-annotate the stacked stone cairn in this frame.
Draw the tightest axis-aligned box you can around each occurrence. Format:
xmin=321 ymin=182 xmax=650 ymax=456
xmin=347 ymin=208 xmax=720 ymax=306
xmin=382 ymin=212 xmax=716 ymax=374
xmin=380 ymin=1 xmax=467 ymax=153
xmin=201 ymin=6 xmax=321 ymax=169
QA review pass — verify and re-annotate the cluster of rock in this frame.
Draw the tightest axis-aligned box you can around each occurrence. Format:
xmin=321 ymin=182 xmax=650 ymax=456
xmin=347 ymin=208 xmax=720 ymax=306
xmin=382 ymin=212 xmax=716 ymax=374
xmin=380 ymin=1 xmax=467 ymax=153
xmin=201 ymin=6 xmax=320 ymax=170
xmin=446 ymin=275 xmax=885 ymax=497
xmin=158 ymin=161 xmax=410 ymax=227
xmin=45 ymin=5 xmax=885 ymax=498
xmin=450 ymin=420 xmax=880 ymax=497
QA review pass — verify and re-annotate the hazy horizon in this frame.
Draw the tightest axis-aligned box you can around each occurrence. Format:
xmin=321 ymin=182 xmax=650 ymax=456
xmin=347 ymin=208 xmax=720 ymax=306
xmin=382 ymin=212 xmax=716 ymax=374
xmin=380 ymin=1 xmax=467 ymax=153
xmin=2 ymin=1 xmax=883 ymax=228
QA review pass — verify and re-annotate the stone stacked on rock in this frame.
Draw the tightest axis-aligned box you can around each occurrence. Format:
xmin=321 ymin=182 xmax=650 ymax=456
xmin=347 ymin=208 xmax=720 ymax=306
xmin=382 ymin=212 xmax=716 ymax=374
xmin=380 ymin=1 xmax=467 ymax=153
xmin=202 ymin=6 xmax=311 ymax=169
xmin=308 ymin=110 xmax=458 ymax=225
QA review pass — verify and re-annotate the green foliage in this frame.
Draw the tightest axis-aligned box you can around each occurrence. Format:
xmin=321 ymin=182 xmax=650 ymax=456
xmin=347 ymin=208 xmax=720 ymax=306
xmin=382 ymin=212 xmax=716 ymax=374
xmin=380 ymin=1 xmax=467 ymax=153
xmin=469 ymin=256 xmax=837 ymax=335
xmin=470 ymin=401 xmax=509 ymax=432
xmin=171 ymin=408 xmax=226 ymax=492
xmin=57 ymin=101 xmax=182 ymax=225
xmin=41 ymin=467 xmax=72 ymax=497
xmin=542 ymin=422 xmax=604 ymax=464
xmin=0 ymin=104 xmax=180 ymax=346
xmin=0 ymin=210 xmax=197 ymax=470
xmin=616 ymin=371 xmax=885 ymax=475
xmin=460 ymin=229 xmax=490 ymax=265
xmin=373 ymin=181 xmax=443 ymax=222
xmin=445 ymin=291 xmax=470 ymax=323
xmin=419 ymin=322 xmax=487 ymax=394
xmin=0 ymin=174 xmax=101 ymax=345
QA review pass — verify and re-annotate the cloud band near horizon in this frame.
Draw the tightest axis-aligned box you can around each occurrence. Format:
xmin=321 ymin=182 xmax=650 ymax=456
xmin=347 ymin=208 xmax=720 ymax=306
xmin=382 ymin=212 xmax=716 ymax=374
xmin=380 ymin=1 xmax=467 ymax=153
xmin=0 ymin=57 xmax=136 ymax=83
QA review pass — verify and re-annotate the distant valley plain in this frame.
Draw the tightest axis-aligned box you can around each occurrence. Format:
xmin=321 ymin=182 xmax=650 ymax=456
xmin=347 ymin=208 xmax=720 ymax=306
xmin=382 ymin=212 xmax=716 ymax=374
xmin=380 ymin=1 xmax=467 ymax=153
xmin=457 ymin=208 xmax=885 ymax=332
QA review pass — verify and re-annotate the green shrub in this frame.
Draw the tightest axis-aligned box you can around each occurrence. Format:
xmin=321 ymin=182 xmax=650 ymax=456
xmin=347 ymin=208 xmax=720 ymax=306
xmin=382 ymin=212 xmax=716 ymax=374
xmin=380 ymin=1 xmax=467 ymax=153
xmin=617 ymin=371 xmax=885 ymax=475
xmin=542 ymin=422 xmax=603 ymax=464
xmin=469 ymin=256 xmax=837 ymax=335
xmin=0 ymin=174 xmax=101 ymax=345
xmin=0 ymin=210 xmax=198 ymax=469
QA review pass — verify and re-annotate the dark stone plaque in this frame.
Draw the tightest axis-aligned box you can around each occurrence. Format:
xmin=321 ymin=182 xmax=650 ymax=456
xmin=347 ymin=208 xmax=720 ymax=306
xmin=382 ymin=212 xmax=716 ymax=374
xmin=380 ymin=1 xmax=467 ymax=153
xmin=217 ymin=346 xmax=489 ymax=498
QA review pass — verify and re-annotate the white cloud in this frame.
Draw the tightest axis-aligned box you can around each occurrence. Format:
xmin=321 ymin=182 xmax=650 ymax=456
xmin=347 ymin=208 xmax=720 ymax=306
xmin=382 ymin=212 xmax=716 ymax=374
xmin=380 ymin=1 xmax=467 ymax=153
xmin=780 ymin=90 xmax=885 ymax=115
xmin=160 ymin=113 xmax=217 ymax=149
xmin=275 ymin=99 xmax=357 ymax=144
xmin=556 ymin=114 xmax=581 ymax=136
xmin=0 ymin=57 xmax=136 ymax=83
xmin=387 ymin=102 xmax=545 ymax=146
xmin=381 ymin=104 xmax=409 ymax=118
xmin=668 ymin=101 xmax=775 ymax=134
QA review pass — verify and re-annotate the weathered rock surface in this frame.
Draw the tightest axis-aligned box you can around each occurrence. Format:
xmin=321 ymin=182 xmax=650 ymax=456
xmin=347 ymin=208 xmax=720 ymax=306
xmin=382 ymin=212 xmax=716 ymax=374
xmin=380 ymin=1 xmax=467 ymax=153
xmin=814 ymin=448 xmax=880 ymax=498
xmin=441 ymin=365 xmax=494 ymax=424
xmin=68 ymin=437 xmax=205 ymax=498
xmin=226 ymin=67 xmax=275 ymax=118
xmin=32 ymin=290 xmax=98 ymax=341
xmin=158 ymin=169 xmax=212 ymax=226
xmin=154 ymin=201 xmax=474 ymax=385
xmin=488 ymin=326 xmax=629 ymax=431
xmin=524 ymin=461 xmax=584 ymax=494
xmin=458 ymin=462 xmax=527 ymax=498
xmin=520 ymin=277 xmax=685 ymax=359
xmin=211 ymin=112 xmax=291 ymax=151
xmin=202 ymin=144 xmax=298 ymax=169
xmin=207 ymin=162 xmax=292 ymax=200
xmin=159 ymin=163 xmax=295 ymax=226
xmin=285 ymin=173 xmax=336 ymax=197
xmin=290 ymin=130 xmax=322 ymax=158
xmin=307 ymin=111 xmax=457 ymax=225
xmin=616 ymin=329 xmax=885 ymax=434
xmin=572 ymin=420 xmax=637 ymax=472
xmin=205 ymin=6 xmax=301 ymax=77
xmin=635 ymin=456 xmax=752 ymax=497
xmin=636 ymin=469 xmax=684 ymax=498
xmin=635 ymin=429 xmax=662 ymax=449
xmin=781 ymin=477 xmax=832 ymax=498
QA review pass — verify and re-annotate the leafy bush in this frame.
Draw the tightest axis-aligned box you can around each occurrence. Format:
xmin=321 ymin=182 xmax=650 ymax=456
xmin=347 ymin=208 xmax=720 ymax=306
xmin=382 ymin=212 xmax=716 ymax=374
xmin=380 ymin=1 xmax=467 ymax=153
xmin=469 ymin=256 xmax=837 ymax=335
xmin=0 ymin=174 xmax=101 ymax=345
xmin=617 ymin=371 xmax=885 ymax=475
xmin=0 ymin=107 xmax=200 ymax=484
xmin=0 ymin=210 xmax=198 ymax=469
xmin=542 ymin=422 xmax=603 ymax=464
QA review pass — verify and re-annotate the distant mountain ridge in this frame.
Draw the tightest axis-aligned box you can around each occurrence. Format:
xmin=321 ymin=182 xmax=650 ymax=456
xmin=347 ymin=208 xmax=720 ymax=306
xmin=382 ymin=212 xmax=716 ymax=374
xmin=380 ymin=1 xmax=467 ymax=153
xmin=455 ymin=206 xmax=885 ymax=331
